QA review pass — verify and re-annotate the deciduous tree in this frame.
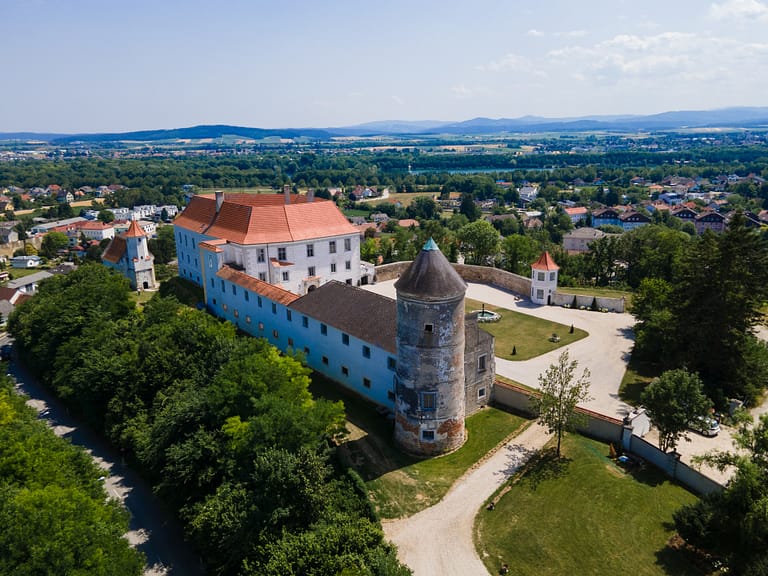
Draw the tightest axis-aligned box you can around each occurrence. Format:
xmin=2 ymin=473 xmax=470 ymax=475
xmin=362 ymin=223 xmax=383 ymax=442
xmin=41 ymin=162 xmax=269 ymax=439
xmin=534 ymin=350 xmax=592 ymax=457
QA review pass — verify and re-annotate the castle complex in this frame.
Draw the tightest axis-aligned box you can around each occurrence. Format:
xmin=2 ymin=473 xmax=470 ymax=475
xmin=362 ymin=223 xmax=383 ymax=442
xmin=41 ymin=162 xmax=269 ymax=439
xmin=174 ymin=192 xmax=495 ymax=455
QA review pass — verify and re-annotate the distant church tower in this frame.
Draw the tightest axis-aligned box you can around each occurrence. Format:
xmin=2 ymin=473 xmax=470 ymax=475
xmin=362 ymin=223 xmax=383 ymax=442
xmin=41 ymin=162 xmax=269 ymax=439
xmin=530 ymin=251 xmax=558 ymax=305
xmin=393 ymin=238 xmax=467 ymax=456
xmin=102 ymin=220 xmax=157 ymax=290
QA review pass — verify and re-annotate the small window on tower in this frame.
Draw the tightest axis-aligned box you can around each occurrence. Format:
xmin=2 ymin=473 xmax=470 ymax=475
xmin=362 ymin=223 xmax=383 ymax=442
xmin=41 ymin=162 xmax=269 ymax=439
xmin=422 ymin=430 xmax=435 ymax=441
xmin=424 ymin=323 xmax=434 ymax=333
xmin=420 ymin=392 xmax=437 ymax=411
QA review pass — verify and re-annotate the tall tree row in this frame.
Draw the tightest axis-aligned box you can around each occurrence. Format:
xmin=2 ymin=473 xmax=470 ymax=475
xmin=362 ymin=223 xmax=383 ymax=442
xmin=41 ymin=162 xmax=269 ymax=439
xmin=8 ymin=265 xmax=411 ymax=576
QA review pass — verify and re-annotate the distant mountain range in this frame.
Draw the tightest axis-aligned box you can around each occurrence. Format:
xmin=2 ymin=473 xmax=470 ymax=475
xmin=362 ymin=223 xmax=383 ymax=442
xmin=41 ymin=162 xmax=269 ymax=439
xmin=2 ymin=107 xmax=768 ymax=143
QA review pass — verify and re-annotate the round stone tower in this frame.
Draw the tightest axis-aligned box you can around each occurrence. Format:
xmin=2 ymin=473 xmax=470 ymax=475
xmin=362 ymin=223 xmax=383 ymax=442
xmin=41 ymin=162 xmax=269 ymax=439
xmin=393 ymin=238 xmax=467 ymax=456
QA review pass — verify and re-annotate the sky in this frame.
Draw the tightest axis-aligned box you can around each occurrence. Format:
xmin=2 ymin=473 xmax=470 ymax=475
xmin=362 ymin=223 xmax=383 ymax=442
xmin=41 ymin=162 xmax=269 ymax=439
xmin=2 ymin=0 xmax=768 ymax=133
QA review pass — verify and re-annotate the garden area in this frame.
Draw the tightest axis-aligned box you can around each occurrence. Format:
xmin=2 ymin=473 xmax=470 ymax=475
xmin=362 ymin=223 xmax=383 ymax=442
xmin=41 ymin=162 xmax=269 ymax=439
xmin=475 ymin=434 xmax=708 ymax=576
xmin=465 ymin=298 xmax=588 ymax=360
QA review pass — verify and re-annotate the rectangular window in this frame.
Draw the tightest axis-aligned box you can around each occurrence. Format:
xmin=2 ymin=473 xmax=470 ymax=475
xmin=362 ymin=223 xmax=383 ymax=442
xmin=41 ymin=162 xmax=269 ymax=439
xmin=282 ymin=271 xmax=289 ymax=282
xmin=363 ymin=377 xmax=371 ymax=389
xmin=258 ymin=322 xmax=264 ymax=331
xmin=257 ymin=248 xmax=265 ymax=263
xmin=287 ymin=337 xmax=294 ymax=347
xmin=271 ymin=303 xmax=277 ymax=314
xmin=330 ymin=263 xmax=336 ymax=273
xmin=387 ymin=390 xmax=396 ymax=401
xmin=345 ymin=260 xmax=351 ymax=270
xmin=245 ymin=315 xmax=251 ymax=324
xmin=341 ymin=366 xmax=349 ymax=376
xmin=322 ymin=355 xmax=329 ymax=365
xmin=478 ymin=387 xmax=486 ymax=398
xmin=222 ymin=303 xmax=228 ymax=311
xmin=304 ymin=346 xmax=310 ymax=355
xmin=478 ymin=354 xmax=487 ymax=372
xmin=420 ymin=392 xmax=437 ymax=411
xmin=424 ymin=323 xmax=434 ymax=333
xmin=329 ymin=240 xmax=337 ymax=254
xmin=232 ymin=285 xmax=237 ymax=295
xmin=278 ymin=247 xmax=287 ymax=261
xmin=210 ymin=278 xmax=214 ymax=288
xmin=537 ymin=272 xmax=545 ymax=281
xmin=308 ymin=266 xmax=316 ymax=277
xmin=342 ymin=333 xmax=349 ymax=345
xmin=257 ymin=296 xmax=262 ymax=307
xmin=550 ymin=272 xmax=556 ymax=281
xmin=536 ymin=289 xmax=544 ymax=299
xmin=221 ymin=279 xmax=225 ymax=291
xmin=234 ymin=309 xmax=239 ymax=318
xmin=272 ymin=329 xmax=279 ymax=338
xmin=344 ymin=238 xmax=351 ymax=251
xmin=244 ymin=291 xmax=249 ymax=301
xmin=320 ymin=323 xmax=327 ymax=335
xmin=302 ymin=316 xmax=309 ymax=328
xmin=306 ymin=244 xmax=314 ymax=257
xmin=286 ymin=310 xmax=292 ymax=321
xmin=258 ymin=272 xmax=266 ymax=281
xmin=387 ymin=357 xmax=397 ymax=371
xmin=422 ymin=430 xmax=435 ymax=441
xmin=362 ymin=345 xmax=371 ymax=358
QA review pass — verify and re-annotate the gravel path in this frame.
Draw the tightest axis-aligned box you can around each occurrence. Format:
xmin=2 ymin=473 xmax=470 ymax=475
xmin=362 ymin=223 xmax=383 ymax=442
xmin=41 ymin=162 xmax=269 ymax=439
xmin=383 ymin=422 xmax=552 ymax=576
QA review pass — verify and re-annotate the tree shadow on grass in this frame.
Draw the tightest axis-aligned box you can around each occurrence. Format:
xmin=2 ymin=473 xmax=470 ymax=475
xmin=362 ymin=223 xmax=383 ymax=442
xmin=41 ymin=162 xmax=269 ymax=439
xmin=516 ymin=447 xmax=572 ymax=491
xmin=654 ymin=533 xmax=720 ymax=576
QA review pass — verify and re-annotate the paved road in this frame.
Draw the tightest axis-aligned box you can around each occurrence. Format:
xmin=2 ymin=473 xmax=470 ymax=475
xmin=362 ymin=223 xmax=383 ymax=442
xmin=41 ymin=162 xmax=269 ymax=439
xmin=2 ymin=334 xmax=204 ymax=576
xmin=384 ymin=422 xmax=552 ymax=576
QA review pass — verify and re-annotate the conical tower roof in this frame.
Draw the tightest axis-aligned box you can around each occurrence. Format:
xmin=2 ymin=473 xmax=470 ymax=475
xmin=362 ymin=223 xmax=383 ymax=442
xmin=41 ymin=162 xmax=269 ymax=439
xmin=531 ymin=251 xmax=559 ymax=271
xmin=395 ymin=238 xmax=466 ymax=301
xmin=123 ymin=219 xmax=146 ymax=238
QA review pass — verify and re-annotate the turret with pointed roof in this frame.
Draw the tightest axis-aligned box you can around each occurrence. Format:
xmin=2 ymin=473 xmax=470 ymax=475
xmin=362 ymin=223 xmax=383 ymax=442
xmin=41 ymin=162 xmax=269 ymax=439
xmin=531 ymin=251 xmax=558 ymax=305
xmin=393 ymin=239 xmax=467 ymax=456
xmin=102 ymin=219 xmax=156 ymax=290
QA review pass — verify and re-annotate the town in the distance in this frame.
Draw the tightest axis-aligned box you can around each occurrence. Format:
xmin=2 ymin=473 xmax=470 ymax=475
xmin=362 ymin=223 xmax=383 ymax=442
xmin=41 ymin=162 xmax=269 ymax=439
xmin=1 ymin=115 xmax=768 ymax=576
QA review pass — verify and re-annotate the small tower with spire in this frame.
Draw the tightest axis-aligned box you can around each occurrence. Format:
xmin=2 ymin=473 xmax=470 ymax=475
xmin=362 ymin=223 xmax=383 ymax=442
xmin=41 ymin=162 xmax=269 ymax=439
xmin=530 ymin=251 xmax=559 ymax=305
xmin=393 ymin=238 xmax=467 ymax=456
xmin=101 ymin=219 xmax=157 ymax=290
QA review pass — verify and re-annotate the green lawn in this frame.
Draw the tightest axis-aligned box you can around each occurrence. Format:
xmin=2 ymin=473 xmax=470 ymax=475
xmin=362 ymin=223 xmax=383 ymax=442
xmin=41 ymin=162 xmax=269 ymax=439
xmin=310 ymin=374 xmax=527 ymax=519
xmin=466 ymin=298 xmax=588 ymax=360
xmin=475 ymin=434 xmax=705 ymax=576
xmin=619 ymin=358 xmax=662 ymax=406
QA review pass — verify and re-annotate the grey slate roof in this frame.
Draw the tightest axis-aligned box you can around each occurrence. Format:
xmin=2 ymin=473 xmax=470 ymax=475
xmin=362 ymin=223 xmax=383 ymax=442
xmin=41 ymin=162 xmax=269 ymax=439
xmin=289 ymin=281 xmax=397 ymax=353
xmin=394 ymin=238 xmax=466 ymax=301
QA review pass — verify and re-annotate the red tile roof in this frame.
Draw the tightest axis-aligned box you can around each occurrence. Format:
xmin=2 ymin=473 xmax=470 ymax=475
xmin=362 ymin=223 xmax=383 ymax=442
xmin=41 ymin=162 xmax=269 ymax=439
xmin=216 ymin=266 xmax=299 ymax=306
xmin=564 ymin=206 xmax=587 ymax=215
xmin=175 ymin=193 xmax=356 ymax=245
xmin=531 ymin=251 xmax=559 ymax=271
xmin=101 ymin=236 xmax=126 ymax=263
xmin=123 ymin=220 xmax=145 ymax=238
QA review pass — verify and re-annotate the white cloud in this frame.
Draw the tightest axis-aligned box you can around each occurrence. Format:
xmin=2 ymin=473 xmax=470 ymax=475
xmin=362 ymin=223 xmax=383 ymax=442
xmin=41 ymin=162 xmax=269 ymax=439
xmin=710 ymin=0 xmax=768 ymax=20
xmin=451 ymin=84 xmax=473 ymax=99
xmin=527 ymin=28 xmax=544 ymax=37
xmin=476 ymin=52 xmax=531 ymax=72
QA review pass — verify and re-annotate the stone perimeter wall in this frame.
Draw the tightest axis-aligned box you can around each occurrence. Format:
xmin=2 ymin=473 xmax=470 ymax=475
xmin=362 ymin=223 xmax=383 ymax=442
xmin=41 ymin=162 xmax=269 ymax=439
xmin=375 ymin=261 xmax=625 ymax=312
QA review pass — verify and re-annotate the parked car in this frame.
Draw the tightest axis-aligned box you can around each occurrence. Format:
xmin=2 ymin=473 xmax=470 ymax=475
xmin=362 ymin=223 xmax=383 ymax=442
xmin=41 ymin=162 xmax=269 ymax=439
xmin=0 ymin=344 xmax=12 ymax=361
xmin=690 ymin=416 xmax=720 ymax=437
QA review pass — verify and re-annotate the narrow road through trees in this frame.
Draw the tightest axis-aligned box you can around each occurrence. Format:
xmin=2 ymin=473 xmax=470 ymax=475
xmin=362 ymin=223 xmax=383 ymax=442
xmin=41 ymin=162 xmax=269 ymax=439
xmin=4 ymin=337 xmax=204 ymax=576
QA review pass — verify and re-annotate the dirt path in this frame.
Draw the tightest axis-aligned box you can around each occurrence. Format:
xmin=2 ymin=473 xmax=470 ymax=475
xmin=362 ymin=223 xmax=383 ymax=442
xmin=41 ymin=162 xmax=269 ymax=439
xmin=383 ymin=422 xmax=552 ymax=576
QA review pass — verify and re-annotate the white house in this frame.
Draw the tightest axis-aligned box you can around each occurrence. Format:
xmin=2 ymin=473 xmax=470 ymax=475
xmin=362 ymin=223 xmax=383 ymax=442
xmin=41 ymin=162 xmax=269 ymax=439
xmin=174 ymin=190 xmax=366 ymax=294
xmin=79 ymin=220 xmax=116 ymax=242
xmin=10 ymin=255 xmax=42 ymax=269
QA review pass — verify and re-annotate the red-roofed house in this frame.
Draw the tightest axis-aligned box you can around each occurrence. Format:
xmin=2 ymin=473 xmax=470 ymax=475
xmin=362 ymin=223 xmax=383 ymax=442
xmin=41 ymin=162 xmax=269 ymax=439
xmin=174 ymin=190 xmax=366 ymax=295
xmin=564 ymin=206 xmax=588 ymax=224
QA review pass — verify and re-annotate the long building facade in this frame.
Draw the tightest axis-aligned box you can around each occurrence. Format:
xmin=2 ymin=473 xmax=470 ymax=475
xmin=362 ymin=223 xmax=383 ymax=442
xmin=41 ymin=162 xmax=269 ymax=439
xmin=174 ymin=194 xmax=495 ymax=453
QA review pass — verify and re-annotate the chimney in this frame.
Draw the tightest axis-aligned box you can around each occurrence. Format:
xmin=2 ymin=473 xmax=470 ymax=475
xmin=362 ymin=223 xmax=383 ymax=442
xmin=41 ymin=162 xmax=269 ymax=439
xmin=215 ymin=190 xmax=224 ymax=213
xmin=284 ymin=184 xmax=291 ymax=205
xmin=307 ymin=188 xmax=315 ymax=203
